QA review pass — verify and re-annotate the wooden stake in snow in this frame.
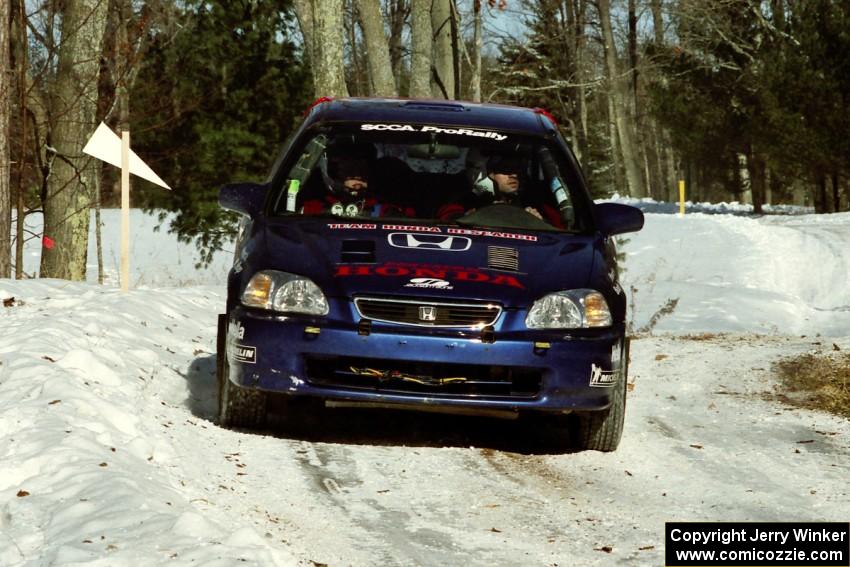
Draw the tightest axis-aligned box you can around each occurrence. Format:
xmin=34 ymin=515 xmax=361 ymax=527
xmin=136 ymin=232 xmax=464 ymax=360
xmin=121 ymin=131 xmax=130 ymax=292
xmin=679 ymin=179 xmax=686 ymax=217
xmin=82 ymin=122 xmax=170 ymax=292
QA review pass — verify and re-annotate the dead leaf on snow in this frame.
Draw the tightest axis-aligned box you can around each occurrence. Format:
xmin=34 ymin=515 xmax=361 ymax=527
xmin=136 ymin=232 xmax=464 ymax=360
xmin=16 ymin=490 xmax=29 ymax=497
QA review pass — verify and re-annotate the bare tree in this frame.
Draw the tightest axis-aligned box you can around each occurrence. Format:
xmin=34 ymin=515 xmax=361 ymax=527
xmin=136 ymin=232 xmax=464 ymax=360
xmin=294 ymin=0 xmax=350 ymax=97
xmin=650 ymin=0 xmax=664 ymax=45
xmin=409 ymin=0 xmax=432 ymax=97
xmin=469 ymin=0 xmax=483 ymax=101
xmin=11 ymin=0 xmax=29 ymax=279
xmin=597 ymin=0 xmax=646 ymax=198
xmin=356 ymin=0 xmax=397 ymax=95
xmin=0 ymin=0 xmax=10 ymax=277
xmin=40 ymin=0 xmax=109 ymax=280
xmin=293 ymin=0 xmax=317 ymax=94
xmin=385 ymin=0 xmax=409 ymax=89
xmin=431 ymin=0 xmax=454 ymax=98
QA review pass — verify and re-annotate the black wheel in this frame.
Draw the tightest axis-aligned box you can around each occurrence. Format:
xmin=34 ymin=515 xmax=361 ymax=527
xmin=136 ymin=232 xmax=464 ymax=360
xmin=571 ymin=338 xmax=629 ymax=452
xmin=216 ymin=314 xmax=267 ymax=429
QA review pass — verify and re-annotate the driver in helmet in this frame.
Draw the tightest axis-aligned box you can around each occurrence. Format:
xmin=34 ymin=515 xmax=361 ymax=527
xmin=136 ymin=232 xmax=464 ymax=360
xmin=302 ymin=143 xmax=414 ymax=218
xmin=438 ymin=154 xmax=562 ymax=227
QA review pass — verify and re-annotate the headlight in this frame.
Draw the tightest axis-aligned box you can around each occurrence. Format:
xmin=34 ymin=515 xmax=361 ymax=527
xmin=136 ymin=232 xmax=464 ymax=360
xmin=525 ymin=289 xmax=612 ymax=329
xmin=241 ymin=270 xmax=329 ymax=315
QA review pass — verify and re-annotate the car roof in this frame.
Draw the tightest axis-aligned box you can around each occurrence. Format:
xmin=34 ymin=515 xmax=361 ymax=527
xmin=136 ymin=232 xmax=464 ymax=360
xmin=304 ymin=97 xmax=556 ymax=136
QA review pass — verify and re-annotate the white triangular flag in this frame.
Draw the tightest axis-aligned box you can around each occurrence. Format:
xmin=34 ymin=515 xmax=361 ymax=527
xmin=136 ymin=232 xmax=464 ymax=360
xmin=82 ymin=122 xmax=171 ymax=189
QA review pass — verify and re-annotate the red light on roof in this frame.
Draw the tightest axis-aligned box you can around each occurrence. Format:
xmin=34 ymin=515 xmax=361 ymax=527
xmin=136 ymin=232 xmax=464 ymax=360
xmin=304 ymin=96 xmax=334 ymax=116
xmin=533 ymin=107 xmax=558 ymax=127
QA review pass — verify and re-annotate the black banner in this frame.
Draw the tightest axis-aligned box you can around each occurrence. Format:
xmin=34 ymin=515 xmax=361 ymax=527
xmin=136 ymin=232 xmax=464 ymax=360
xmin=666 ymin=522 xmax=850 ymax=566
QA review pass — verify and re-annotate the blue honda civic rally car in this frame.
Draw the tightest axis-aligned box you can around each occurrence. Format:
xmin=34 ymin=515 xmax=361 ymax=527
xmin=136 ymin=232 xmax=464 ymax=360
xmin=216 ymin=98 xmax=643 ymax=451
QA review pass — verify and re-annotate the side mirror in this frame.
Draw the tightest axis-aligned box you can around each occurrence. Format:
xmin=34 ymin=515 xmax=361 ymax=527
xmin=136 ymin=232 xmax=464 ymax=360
xmin=594 ymin=202 xmax=644 ymax=236
xmin=219 ymin=183 xmax=268 ymax=217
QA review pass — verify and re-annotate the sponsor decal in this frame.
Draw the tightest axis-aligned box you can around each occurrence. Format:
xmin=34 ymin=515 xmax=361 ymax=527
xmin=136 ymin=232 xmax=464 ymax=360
xmin=404 ymin=278 xmax=454 ymax=290
xmin=228 ymin=321 xmax=245 ymax=340
xmin=334 ymin=262 xmax=525 ymax=289
xmin=231 ymin=344 xmax=257 ymax=364
xmin=328 ymin=203 xmax=362 ymax=217
xmin=388 ymin=233 xmax=471 ymax=251
xmin=447 ymin=227 xmax=537 ymax=242
xmin=589 ymin=363 xmax=616 ymax=387
xmin=327 ymin=223 xmax=377 ymax=230
xmin=382 ymin=224 xmax=441 ymax=233
xmin=325 ymin=223 xmax=535 ymax=242
xmin=360 ymin=123 xmax=508 ymax=141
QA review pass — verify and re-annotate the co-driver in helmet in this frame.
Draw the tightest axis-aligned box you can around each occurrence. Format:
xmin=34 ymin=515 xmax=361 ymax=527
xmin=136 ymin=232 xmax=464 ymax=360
xmin=301 ymin=142 xmax=414 ymax=218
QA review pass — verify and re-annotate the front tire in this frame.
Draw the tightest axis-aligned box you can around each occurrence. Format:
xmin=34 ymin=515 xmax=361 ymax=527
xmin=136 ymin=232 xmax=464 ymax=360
xmin=216 ymin=314 xmax=267 ymax=429
xmin=571 ymin=338 xmax=629 ymax=452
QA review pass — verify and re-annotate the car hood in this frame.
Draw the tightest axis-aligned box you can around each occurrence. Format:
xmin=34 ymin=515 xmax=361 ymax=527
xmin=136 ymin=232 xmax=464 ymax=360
xmin=259 ymin=219 xmax=599 ymax=308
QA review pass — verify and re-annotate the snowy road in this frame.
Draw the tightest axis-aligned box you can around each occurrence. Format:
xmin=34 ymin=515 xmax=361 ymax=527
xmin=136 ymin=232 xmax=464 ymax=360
xmin=176 ymin=333 xmax=850 ymax=566
xmin=2 ymin=209 xmax=850 ymax=566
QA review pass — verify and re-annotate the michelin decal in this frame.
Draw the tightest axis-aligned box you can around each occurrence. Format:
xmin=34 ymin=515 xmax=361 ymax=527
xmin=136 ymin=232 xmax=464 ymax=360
xmin=589 ymin=363 xmax=616 ymax=387
xmin=230 ymin=344 xmax=257 ymax=364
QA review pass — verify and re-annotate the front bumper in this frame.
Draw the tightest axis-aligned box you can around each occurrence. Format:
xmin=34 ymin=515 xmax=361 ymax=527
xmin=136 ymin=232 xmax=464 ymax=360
xmin=225 ymin=305 xmax=625 ymax=413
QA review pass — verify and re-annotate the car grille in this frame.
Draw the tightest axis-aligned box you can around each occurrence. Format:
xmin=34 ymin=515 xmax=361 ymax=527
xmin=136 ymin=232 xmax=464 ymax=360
xmin=305 ymin=356 xmax=542 ymax=399
xmin=354 ymin=297 xmax=502 ymax=327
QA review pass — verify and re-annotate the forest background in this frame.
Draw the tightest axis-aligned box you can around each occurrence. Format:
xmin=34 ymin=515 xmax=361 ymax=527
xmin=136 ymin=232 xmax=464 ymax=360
xmin=0 ymin=0 xmax=848 ymax=281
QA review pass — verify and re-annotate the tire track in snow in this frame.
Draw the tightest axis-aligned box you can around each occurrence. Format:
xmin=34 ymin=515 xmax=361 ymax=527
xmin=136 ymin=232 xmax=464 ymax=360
xmin=291 ymin=440 xmax=461 ymax=566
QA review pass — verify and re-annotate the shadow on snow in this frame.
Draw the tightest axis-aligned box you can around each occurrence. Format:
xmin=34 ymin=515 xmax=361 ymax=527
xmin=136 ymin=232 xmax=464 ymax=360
xmin=183 ymin=354 xmax=580 ymax=456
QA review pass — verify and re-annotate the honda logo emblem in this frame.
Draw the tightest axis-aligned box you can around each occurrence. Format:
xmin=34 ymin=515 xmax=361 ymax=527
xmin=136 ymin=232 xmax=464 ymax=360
xmin=419 ymin=306 xmax=438 ymax=321
xmin=388 ymin=233 xmax=471 ymax=251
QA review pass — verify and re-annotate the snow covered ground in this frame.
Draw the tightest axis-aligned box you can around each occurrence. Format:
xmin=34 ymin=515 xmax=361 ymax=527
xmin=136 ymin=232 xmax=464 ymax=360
xmin=1 ymin=207 xmax=848 ymax=566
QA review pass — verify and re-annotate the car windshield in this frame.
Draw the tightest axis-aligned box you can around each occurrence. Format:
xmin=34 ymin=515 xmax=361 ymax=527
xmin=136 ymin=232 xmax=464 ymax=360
xmin=271 ymin=123 xmax=591 ymax=232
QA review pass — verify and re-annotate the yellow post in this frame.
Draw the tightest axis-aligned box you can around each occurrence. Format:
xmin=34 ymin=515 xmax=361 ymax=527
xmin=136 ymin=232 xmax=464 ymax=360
xmin=678 ymin=179 xmax=686 ymax=217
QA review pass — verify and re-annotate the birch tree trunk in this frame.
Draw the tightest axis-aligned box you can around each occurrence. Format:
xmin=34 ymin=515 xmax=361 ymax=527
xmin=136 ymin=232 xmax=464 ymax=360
xmin=431 ymin=0 xmax=453 ymax=98
xmin=293 ymin=0 xmax=350 ymax=98
xmin=628 ymin=0 xmax=638 ymax=100
xmin=313 ymin=0 xmax=349 ymax=97
xmin=355 ymin=0 xmax=397 ymax=96
xmin=0 ymin=0 xmax=11 ymax=277
xmin=469 ymin=0 xmax=482 ymax=102
xmin=570 ymin=0 xmax=589 ymax=165
xmin=598 ymin=0 xmax=646 ymax=198
xmin=12 ymin=0 xmax=27 ymax=279
xmin=650 ymin=0 xmax=664 ymax=45
xmin=346 ymin=4 xmax=363 ymax=96
xmin=607 ymin=95 xmax=626 ymax=194
xmin=649 ymin=0 xmax=677 ymax=200
xmin=387 ymin=0 xmax=407 ymax=89
xmin=40 ymin=0 xmax=109 ymax=280
xmin=409 ymin=0 xmax=432 ymax=97
xmin=293 ymin=0 xmax=317 ymax=94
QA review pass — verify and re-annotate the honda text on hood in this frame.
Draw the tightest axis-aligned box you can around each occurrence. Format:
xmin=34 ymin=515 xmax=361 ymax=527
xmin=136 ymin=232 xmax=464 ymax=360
xmin=216 ymin=98 xmax=644 ymax=452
